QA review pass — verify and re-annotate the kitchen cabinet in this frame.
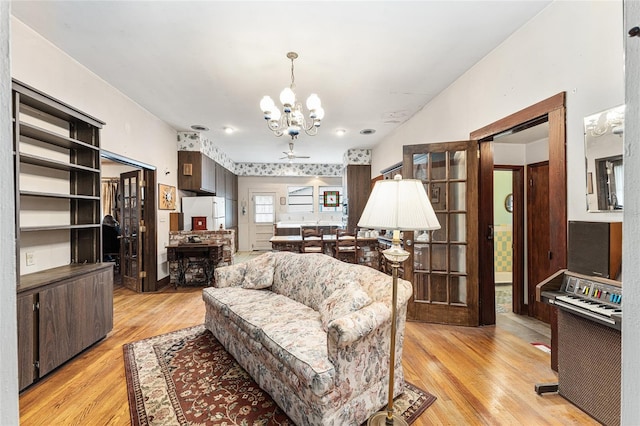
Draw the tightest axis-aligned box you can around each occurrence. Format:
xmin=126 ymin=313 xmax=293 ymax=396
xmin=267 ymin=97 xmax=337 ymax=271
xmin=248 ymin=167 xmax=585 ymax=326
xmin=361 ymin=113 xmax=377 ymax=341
xmin=225 ymin=171 xmax=238 ymax=250
xmin=225 ymin=168 xmax=234 ymax=198
xmin=215 ymin=163 xmax=226 ymax=197
xmin=178 ymin=151 xmax=216 ymax=194
xmin=178 ymin=151 xmax=238 ymax=250
xmin=343 ymin=165 xmax=371 ymax=233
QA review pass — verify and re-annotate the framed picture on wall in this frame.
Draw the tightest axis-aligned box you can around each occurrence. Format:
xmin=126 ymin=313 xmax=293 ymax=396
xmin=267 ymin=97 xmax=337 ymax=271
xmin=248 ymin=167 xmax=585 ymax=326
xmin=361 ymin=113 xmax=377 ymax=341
xmin=323 ymin=191 xmax=340 ymax=207
xmin=158 ymin=184 xmax=176 ymax=210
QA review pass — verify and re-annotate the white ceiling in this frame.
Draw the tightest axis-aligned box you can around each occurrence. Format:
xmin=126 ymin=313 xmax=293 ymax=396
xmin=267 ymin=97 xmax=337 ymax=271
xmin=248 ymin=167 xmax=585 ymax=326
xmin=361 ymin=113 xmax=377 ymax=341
xmin=11 ymin=1 xmax=552 ymax=165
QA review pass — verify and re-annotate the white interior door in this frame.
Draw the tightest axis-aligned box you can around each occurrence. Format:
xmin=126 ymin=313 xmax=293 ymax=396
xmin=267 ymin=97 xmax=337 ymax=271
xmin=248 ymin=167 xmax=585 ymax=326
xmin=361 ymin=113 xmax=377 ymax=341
xmin=249 ymin=191 xmax=276 ymax=251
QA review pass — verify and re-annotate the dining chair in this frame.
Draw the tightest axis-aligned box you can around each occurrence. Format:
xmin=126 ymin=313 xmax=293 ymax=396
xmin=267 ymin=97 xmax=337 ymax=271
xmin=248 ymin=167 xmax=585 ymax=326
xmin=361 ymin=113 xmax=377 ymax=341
xmin=333 ymin=228 xmax=359 ymax=263
xmin=301 ymin=228 xmax=324 ymax=253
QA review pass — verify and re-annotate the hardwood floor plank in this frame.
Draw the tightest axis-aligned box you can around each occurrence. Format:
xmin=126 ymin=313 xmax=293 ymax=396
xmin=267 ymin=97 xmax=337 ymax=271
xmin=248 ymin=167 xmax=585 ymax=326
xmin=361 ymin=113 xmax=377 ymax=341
xmin=20 ymin=284 xmax=598 ymax=425
xmin=403 ymin=322 xmax=597 ymax=425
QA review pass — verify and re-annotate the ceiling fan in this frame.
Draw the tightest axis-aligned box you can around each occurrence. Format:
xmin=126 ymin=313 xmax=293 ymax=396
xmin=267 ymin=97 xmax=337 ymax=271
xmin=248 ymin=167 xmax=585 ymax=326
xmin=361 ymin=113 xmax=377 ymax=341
xmin=280 ymin=142 xmax=310 ymax=161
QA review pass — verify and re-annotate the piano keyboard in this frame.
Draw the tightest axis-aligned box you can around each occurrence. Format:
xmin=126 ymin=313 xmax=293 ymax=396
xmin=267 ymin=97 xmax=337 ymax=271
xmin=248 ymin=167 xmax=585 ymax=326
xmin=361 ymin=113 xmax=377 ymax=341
xmin=539 ymin=271 xmax=622 ymax=330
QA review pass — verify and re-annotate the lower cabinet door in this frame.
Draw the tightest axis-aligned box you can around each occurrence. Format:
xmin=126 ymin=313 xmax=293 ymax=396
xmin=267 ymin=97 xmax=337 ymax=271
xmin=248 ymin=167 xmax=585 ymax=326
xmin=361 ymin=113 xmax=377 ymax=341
xmin=17 ymin=294 xmax=36 ymax=391
xmin=38 ymin=281 xmax=85 ymax=376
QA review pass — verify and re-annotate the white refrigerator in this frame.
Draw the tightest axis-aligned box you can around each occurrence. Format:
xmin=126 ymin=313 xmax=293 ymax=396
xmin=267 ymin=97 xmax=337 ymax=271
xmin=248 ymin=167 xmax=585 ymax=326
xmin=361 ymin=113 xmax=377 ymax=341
xmin=181 ymin=196 xmax=226 ymax=231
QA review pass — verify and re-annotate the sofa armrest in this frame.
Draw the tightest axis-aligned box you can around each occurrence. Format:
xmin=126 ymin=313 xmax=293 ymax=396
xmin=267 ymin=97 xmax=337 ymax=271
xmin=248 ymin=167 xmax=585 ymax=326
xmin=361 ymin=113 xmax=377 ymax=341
xmin=327 ymin=300 xmax=410 ymax=398
xmin=327 ymin=301 xmax=391 ymax=348
xmin=326 ymin=276 xmax=413 ymax=348
xmin=213 ymin=262 xmax=247 ymax=288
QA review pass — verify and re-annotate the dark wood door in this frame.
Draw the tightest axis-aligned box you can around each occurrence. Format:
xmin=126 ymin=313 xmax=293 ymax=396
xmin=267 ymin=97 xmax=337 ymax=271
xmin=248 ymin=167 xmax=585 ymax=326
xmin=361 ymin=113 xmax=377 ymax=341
xmin=120 ymin=170 xmax=143 ymax=292
xmin=527 ymin=162 xmax=551 ymax=323
xmin=403 ymin=140 xmax=479 ymax=326
xmin=478 ymin=142 xmax=495 ymax=324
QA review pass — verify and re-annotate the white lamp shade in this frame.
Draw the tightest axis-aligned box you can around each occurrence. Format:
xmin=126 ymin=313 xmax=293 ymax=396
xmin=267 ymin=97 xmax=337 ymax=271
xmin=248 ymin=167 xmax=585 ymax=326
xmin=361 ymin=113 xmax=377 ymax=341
xmin=306 ymin=93 xmax=321 ymax=110
xmin=315 ymin=106 xmax=325 ymax=120
xmin=280 ymin=87 xmax=296 ymax=106
xmin=260 ymin=96 xmax=275 ymax=113
xmin=358 ymin=175 xmax=440 ymax=231
xmin=270 ymin=107 xmax=281 ymax=121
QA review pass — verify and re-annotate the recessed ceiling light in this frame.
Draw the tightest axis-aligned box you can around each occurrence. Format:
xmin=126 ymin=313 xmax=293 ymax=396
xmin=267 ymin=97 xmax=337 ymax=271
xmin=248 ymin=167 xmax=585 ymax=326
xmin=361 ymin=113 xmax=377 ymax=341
xmin=191 ymin=124 xmax=209 ymax=131
xmin=335 ymin=129 xmax=346 ymax=136
xmin=360 ymin=128 xmax=376 ymax=135
xmin=223 ymin=127 xmax=234 ymax=134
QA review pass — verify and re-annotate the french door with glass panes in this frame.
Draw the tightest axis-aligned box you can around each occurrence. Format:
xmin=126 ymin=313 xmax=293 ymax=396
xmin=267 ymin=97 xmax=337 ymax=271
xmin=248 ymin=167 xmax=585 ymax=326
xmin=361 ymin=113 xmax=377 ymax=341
xmin=120 ymin=170 xmax=144 ymax=292
xmin=402 ymin=141 xmax=479 ymax=326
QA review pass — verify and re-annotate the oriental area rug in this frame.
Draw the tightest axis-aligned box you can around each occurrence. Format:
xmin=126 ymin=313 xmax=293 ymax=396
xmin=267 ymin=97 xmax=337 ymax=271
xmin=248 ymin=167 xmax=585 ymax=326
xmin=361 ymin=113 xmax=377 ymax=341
xmin=123 ymin=325 xmax=436 ymax=425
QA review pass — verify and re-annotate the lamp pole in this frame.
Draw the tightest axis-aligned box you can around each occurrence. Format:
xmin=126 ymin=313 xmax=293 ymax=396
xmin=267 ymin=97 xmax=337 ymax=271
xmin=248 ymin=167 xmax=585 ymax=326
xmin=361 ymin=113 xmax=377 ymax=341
xmin=359 ymin=175 xmax=440 ymax=426
xmin=368 ymin=239 xmax=409 ymax=426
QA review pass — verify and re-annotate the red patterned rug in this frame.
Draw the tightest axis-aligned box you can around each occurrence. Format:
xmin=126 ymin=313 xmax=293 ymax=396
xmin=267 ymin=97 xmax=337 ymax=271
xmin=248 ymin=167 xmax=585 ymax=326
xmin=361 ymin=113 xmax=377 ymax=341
xmin=123 ymin=325 xmax=436 ymax=425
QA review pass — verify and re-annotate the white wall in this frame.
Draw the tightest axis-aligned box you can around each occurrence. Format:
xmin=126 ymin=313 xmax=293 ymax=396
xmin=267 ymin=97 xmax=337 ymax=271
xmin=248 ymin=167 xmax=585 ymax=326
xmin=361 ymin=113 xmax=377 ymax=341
xmin=0 ymin=2 xmax=19 ymax=424
xmin=372 ymin=0 xmax=624 ymax=225
xmin=371 ymin=0 xmax=634 ymax=421
xmin=237 ymin=176 xmax=342 ymax=251
xmin=622 ymin=1 xmax=640 ymax=423
xmin=11 ymin=17 xmax=179 ymax=280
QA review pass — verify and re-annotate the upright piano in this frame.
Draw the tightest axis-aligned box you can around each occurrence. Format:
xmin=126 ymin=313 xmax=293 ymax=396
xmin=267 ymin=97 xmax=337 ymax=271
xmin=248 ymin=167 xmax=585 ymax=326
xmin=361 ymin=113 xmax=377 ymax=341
xmin=536 ymin=269 xmax=621 ymax=426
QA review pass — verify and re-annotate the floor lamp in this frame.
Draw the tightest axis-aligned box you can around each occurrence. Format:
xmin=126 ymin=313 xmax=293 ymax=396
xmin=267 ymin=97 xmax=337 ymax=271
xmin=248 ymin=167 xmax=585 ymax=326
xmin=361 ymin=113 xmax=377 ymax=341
xmin=358 ymin=174 xmax=440 ymax=426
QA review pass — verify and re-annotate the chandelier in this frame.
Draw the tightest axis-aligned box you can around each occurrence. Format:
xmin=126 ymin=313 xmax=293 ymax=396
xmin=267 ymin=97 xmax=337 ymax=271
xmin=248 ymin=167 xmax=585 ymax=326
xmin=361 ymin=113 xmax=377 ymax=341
xmin=259 ymin=52 xmax=324 ymax=140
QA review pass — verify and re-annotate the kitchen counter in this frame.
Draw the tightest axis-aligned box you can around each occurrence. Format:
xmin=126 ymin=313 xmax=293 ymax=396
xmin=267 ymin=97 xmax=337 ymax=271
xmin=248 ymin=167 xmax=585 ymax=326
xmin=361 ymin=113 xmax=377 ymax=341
xmin=273 ymin=221 xmax=344 ymax=236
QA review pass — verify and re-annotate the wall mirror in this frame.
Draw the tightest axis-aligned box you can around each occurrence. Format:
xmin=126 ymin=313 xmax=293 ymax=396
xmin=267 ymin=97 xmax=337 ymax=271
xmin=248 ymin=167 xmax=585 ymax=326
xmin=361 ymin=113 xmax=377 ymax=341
xmin=584 ymin=105 xmax=624 ymax=212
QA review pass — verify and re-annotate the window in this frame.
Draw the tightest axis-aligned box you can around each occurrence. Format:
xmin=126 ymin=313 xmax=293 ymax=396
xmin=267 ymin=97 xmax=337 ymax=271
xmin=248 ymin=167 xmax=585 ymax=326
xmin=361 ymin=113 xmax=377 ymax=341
xmin=254 ymin=194 xmax=275 ymax=223
xmin=319 ymin=186 xmax=342 ymax=212
xmin=288 ymin=186 xmax=314 ymax=212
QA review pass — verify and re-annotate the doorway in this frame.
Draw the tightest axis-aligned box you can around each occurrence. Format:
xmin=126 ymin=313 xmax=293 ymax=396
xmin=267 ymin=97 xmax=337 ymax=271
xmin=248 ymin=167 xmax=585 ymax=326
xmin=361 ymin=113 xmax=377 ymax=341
xmin=493 ymin=169 xmax=514 ymax=314
xmin=249 ymin=191 xmax=276 ymax=251
xmin=472 ymin=92 xmax=567 ymax=327
xmin=492 ymin=165 xmax=526 ymax=317
xmin=100 ymin=150 xmax=158 ymax=292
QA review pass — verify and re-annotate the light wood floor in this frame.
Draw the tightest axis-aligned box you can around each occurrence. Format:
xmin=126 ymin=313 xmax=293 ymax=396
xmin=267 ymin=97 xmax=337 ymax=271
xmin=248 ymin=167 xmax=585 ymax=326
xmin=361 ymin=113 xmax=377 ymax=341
xmin=19 ymin=283 xmax=598 ymax=425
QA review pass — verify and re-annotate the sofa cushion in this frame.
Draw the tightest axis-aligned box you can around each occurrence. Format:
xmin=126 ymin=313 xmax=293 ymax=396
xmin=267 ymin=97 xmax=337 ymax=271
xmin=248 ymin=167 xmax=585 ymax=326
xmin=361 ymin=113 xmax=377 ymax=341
xmin=318 ymin=280 xmax=373 ymax=332
xmin=203 ymin=287 xmax=279 ymax=338
xmin=242 ymin=251 xmax=275 ymax=289
xmin=271 ymin=252 xmax=364 ymax=311
xmin=260 ymin=318 xmax=336 ymax=397
xmin=215 ymin=289 xmax=336 ymax=397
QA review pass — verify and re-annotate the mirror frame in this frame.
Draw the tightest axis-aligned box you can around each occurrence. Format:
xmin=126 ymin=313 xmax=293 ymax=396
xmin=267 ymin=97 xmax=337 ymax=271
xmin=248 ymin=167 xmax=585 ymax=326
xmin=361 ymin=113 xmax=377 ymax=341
xmin=584 ymin=105 xmax=624 ymax=212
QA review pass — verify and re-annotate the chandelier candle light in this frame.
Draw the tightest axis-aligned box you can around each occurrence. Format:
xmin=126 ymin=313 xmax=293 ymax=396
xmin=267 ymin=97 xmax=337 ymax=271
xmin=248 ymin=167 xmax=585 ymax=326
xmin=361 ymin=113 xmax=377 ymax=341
xmin=358 ymin=174 xmax=440 ymax=426
xmin=260 ymin=52 xmax=324 ymax=139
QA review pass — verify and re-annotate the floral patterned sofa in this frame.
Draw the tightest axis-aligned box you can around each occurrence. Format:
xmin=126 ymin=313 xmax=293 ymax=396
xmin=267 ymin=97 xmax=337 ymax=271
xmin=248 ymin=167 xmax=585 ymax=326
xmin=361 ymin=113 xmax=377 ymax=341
xmin=202 ymin=251 xmax=413 ymax=426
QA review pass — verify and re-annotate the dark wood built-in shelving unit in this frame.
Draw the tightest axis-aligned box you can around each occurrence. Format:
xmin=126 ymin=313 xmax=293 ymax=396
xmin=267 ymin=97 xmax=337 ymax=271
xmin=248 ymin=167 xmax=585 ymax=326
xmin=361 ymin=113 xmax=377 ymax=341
xmin=12 ymin=79 xmax=113 ymax=391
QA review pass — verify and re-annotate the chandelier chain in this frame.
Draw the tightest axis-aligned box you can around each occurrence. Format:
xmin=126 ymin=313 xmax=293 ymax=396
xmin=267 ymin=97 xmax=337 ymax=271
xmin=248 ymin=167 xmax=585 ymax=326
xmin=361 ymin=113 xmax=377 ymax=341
xmin=290 ymin=57 xmax=296 ymax=90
